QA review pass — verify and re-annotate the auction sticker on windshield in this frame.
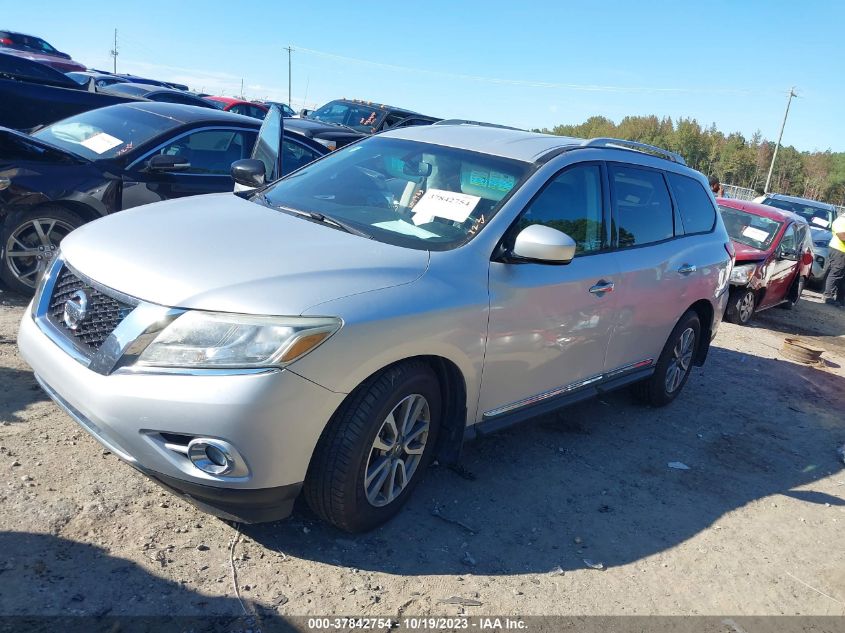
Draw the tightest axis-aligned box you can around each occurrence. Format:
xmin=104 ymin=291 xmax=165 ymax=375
xmin=811 ymin=217 xmax=830 ymax=228
xmin=79 ymin=132 xmax=123 ymax=154
xmin=412 ymin=189 xmax=480 ymax=225
xmin=742 ymin=226 xmax=770 ymax=242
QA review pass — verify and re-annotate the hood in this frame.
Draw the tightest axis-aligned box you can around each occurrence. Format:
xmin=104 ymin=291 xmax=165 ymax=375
xmin=810 ymin=226 xmax=832 ymax=243
xmin=731 ymin=240 xmax=768 ymax=262
xmin=60 ymin=193 xmax=429 ymax=315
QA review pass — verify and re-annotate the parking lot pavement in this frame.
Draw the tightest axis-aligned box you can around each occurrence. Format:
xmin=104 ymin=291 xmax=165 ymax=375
xmin=1 ymin=287 xmax=843 ymax=617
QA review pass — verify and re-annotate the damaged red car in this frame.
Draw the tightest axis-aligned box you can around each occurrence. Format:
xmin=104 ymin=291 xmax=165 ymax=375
xmin=717 ymin=199 xmax=813 ymax=325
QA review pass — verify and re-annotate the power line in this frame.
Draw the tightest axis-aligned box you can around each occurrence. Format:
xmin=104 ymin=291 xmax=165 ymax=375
xmin=293 ymin=45 xmax=766 ymax=96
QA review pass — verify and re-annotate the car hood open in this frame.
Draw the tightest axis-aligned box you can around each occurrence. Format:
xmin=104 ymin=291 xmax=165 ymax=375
xmin=60 ymin=193 xmax=429 ymax=315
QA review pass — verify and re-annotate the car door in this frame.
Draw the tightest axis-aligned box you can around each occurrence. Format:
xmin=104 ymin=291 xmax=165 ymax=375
xmin=249 ymin=105 xmax=325 ymax=183
xmin=760 ymin=223 xmax=800 ymax=307
xmin=120 ymin=126 xmax=257 ymax=209
xmin=603 ymin=164 xmax=703 ymax=372
xmin=478 ymin=162 xmax=621 ymax=419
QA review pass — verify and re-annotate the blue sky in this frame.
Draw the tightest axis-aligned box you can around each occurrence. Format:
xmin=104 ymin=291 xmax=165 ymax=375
xmin=6 ymin=0 xmax=844 ymax=150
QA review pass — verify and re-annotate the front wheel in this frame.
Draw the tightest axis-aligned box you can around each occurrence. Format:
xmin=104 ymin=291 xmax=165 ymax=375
xmin=304 ymin=361 xmax=441 ymax=532
xmin=1 ymin=206 xmax=82 ymax=295
xmin=725 ymin=287 xmax=755 ymax=324
xmin=632 ymin=310 xmax=701 ymax=407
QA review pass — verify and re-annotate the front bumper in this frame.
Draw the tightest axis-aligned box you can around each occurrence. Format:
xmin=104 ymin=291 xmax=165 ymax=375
xmin=18 ymin=311 xmax=345 ymax=522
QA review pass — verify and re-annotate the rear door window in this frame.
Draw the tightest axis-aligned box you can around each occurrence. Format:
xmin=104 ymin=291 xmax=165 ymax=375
xmin=609 ymin=165 xmax=674 ymax=247
xmin=667 ymin=172 xmax=716 ymax=234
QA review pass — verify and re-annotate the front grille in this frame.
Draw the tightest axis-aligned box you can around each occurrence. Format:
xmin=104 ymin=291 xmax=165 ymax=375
xmin=46 ymin=266 xmax=134 ymax=352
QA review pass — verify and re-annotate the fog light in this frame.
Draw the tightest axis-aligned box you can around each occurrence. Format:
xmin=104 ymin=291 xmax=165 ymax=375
xmin=187 ymin=438 xmax=236 ymax=475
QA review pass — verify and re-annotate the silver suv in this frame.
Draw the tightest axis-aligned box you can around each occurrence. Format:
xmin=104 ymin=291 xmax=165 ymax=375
xmin=18 ymin=122 xmax=733 ymax=532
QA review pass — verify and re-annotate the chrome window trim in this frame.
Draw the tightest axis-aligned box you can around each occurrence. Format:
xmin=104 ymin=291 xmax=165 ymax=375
xmin=126 ymin=125 xmax=259 ymax=172
xmin=483 ymin=358 xmax=654 ymax=418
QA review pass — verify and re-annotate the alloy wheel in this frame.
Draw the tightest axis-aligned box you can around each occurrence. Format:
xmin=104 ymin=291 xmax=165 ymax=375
xmin=4 ymin=218 xmax=75 ymax=288
xmin=664 ymin=327 xmax=695 ymax=394
xmin=364 ymin=393 xmax=430 ymax=507
xmin=738 ymin=291 xmax=755 ymax=323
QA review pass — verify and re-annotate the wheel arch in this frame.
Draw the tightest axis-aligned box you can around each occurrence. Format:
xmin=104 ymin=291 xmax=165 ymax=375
xmin=314 ymin=354 xmax=469 ymax=469
xmin=685 ymin=298 xmax=714 ymax=366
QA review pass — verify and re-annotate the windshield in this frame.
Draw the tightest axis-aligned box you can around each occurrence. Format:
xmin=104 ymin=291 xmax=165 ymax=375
xmin=308 ymin=100 xmax=385 ymax=133
xmin=762 ymin=197 xmax=834 ymax=229
xmin=32 ymin=106 xmax=182 ymax=161
xmin=259 ymin=136 xmax=530 ymax=250
xmin=719 ymin=206 xmax=783 ymax=250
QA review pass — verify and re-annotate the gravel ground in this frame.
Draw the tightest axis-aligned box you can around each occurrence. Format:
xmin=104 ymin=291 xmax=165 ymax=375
xmin=0 ymin=286 xmax=843 ymax=618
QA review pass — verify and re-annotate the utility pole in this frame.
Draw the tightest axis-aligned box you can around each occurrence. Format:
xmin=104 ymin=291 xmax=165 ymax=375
xmin=764 ymin=87 xmax=798 ymax=194
xmin=110 ymin=29 xmax=118 ymax=74
xmin=240 ymin=78 xmax=244 ymax=99
xmin=284 ymin=45 xmax=293 ymax=106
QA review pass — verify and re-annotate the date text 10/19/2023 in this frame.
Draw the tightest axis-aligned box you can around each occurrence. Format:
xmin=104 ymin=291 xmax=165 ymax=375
xmin=306 ymin=617 xmax=528 ymax=630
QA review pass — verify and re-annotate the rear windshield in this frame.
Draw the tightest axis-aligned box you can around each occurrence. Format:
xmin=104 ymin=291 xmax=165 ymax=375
xmin=32 ymin=106 xmax=182 ymax=161
xmin=719 ymin=206 xmax=783 ymax=250
xmin=259 ymin=136 xmax=531 ymax=250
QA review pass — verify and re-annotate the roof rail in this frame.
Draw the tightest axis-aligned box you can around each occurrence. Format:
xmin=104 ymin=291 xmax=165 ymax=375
xmin=433 ymin=119 xmax=524 ymax=131
xmin=582 ymin=137 xmax=686 ymax=165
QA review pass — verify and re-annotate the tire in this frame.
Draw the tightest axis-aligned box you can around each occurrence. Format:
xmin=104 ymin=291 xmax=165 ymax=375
xmin=724 ymin=287 xmax=755 ymax=325
xmin=1 ymin=206 xmax=83 ymax=295
xmin=779 ymin=275 xmax=805 ymax=310
xmin=304 ymin=360 xmax=442 ymax=532
xmin=632 ymin=310 xmax=701 ymax=408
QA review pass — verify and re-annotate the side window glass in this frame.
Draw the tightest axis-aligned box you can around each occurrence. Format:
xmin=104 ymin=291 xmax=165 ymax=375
xmin=610 ymin=165 xmax=674 ymax=247
xmin=157 ymin=129 xmax=249 ymax=175
xmin=780 ymin=225 xmax=796 ymax=252
xmin=518 ymin=164 xmax=604 ymax=255
xmin=281 ymin=139 xmax=322 ymax=175
xmin=667 ymin=172 xmax=716 ymax=234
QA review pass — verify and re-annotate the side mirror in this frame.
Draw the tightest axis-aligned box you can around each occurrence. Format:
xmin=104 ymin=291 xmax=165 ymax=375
xmin=511 ymin=224 xmax=576 ymax=264
xmin=147 ymin=154 xmax=190 ymax=172
xmin=298 ymin=108 xmax=313 ymax=118
xmin=231 ymin=159 xmax=266 ymax=190
xmin=777 ymin=248 xmax=797 ymax=261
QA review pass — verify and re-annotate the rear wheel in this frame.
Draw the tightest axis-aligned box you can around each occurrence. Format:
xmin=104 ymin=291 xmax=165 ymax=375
xmin=1 ymin=206 xmax=82 ymax=295
xmin=725 ymin=287 xmax=755 ymax=325
xmin=304 ymin=361 xmax=441 ymax=532
xmin=632 ymin=310 xmax=700 ymax=407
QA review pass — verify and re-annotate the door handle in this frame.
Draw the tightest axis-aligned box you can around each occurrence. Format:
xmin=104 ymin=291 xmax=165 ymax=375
xmin=678 ymin=264 xmax=697 ymax=275
xmin=589 ymin=280 xmax=615 ymax=294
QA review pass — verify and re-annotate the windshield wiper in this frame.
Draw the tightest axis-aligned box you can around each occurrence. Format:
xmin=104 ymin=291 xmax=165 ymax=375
xmin=271 ymin=203 xmax=372 ymax=239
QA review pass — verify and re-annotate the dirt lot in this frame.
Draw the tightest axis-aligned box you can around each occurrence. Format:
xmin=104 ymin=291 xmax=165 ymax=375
xmin=1 ymin=285 xmax=844 ymax=618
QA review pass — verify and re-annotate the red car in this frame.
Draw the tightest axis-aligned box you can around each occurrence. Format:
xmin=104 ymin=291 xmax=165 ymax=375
xmin=203 ymin=96 xmax=268 ymax=120
xmin=717 ymin=198 xmax=814 ymax=324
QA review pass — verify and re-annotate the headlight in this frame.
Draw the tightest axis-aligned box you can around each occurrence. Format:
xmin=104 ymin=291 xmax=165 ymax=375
xmin=729 ymin=263 xmax=756 ymax=284
xmin=314 ymin=138 xmax=337 ymax=151
xmin=136 ymin=311 xmax=341 ymax=368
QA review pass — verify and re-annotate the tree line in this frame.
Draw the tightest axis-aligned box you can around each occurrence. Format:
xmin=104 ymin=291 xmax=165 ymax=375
xmin=538 ymin=116 xmax=845 ymax=205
